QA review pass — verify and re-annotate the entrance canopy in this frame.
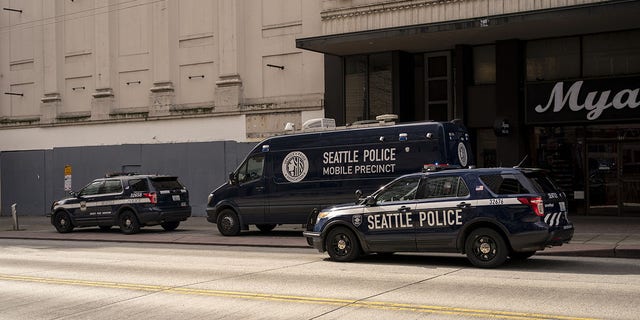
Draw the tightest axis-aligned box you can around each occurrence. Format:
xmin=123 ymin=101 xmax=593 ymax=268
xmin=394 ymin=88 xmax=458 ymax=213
xmin=297 ymin=1 xmax=640 ymax=56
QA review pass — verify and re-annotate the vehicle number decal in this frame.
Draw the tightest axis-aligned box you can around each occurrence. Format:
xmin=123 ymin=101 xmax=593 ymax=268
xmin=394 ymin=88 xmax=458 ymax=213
xmin=489 ymin=198 xmax=504 ymax=205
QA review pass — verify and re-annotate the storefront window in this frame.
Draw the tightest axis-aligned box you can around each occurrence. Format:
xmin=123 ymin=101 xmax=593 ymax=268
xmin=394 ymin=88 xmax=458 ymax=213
xmin=345 ymin=55 xmax=367 ymax=124
xmin=583 ymin=29 xmax=640 ymax=77
xmin=369 ymin=53 xmax=393 ymax=120
xmin=526 ymin=37 xmax=580 ymax=81
xmin=473 ymin=45 xmax=495 ymax=84
xmin=344 ymin=53 xmax=392 ymax=124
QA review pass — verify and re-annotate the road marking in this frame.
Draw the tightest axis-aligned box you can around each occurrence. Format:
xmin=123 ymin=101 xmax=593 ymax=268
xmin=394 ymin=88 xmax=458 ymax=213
xmin=0 ymin=274 xmax=597 ymax=320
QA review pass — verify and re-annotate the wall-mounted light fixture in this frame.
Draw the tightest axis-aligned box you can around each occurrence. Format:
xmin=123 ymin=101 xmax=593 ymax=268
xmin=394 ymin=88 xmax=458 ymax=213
xmin=3 ymin=7 xmax=23 ymax=13
xmin=188 ymin=75 xmax=205 ymax=79
xmin=4 ymin=92 xmax=24 ymax=96
xmin=126 ymin=81 xmax=141 ymax=85
xmin=266 ymin=64 xmax=285 ymax=70
xmin=72 ymin=86 xmax=85 ymax=91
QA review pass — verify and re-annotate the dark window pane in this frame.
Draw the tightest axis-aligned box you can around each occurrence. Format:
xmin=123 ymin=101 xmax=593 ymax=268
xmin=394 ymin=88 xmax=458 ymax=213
xmin=428 ymin=103 xmax=448 ymax=121
xmin=428 ymin=56 xmax=447 ymax=77
xmin=427 ymin=80 xmax=447 ymax=101
xmin=345 ymin=55 xmax=367 ymax=123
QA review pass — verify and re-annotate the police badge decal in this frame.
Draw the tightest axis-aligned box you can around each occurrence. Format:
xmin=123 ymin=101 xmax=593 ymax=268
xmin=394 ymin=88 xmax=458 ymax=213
xmin=352 ymin=215 xmax=362 ymax=227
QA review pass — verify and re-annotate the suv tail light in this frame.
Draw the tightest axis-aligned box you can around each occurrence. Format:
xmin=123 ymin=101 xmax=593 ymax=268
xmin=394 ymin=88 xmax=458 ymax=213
xmin=518 ymin=196 xmax=544 ymax=217
xmin=143 ymin=192 xmax=157 ymax=204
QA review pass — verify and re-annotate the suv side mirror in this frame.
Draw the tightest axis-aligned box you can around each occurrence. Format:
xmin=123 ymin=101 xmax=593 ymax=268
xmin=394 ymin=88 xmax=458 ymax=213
xmin=364 ymin=196 xmax=376 ymax=206
xmin=68 ymin=190 xmax=78 ymax=197
xmin=355 ymin=189 xmax=363 ymax=201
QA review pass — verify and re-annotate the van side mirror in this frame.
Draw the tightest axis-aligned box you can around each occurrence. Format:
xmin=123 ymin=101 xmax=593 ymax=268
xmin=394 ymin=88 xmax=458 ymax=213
xmin=364 ymin=196 xmax=376 ymax=206
xmin=228 ymin=172 xmax=237 ymax=184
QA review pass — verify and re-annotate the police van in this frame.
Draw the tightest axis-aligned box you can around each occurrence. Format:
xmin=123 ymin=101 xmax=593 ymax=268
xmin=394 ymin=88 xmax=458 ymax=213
xmin=303 ymin=167 xmax=575 ymax=268
xmin=206 ymin=118 xmax=474 ymax=236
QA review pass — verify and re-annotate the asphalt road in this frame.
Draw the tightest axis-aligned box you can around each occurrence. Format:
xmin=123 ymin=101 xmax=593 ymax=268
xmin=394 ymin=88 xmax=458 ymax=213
xmin=1 ymin=239 xmax=639 ymax=320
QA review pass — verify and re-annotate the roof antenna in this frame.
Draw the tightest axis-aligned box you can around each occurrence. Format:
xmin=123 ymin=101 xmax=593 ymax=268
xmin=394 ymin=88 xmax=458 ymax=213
xmin=515 ymin=155 xmax=528 ymax=168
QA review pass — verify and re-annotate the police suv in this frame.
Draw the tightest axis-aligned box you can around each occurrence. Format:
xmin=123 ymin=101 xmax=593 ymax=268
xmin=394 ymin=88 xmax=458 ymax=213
xmin=50 ymin=173 xmax=191 ymax=234
xmin=303 ymin=167 xmax=574 ymax=268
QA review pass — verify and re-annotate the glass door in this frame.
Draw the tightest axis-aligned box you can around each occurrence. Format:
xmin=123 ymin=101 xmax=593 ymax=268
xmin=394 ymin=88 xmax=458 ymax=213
xmin=621 ymin=143 xmax=640 ymax=215
xmin=587 ymin=143 xmax=618 ymax=215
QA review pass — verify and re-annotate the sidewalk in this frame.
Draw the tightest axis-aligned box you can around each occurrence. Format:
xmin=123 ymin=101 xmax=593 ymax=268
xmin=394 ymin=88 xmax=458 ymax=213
xmin=1 ymin=215 xmax=639 ymax=259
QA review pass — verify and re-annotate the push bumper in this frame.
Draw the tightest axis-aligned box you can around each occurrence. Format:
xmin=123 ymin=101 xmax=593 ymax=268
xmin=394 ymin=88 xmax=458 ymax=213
xmin=303 ymin=231 xmax=324 ymax=252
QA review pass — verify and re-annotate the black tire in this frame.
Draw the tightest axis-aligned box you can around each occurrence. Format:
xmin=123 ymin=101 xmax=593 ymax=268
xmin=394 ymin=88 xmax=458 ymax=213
xmin=119 ymin=210 xmax=141 ymax=235
xmin=256 ymin=224 xmax=276 ymax=232
xmin=217 ymin=209 xmax=241 ymax=236
xmin=52 ymin=211 xmax=74 ymax=233
xmin=325 ymin=226 xmax=361 ymax=262
xmin=161 ymin=221 xmax=180 ymax=231
xmin=465 ymin=228 xmax=508 ymax=268
xmin=509 ymin=251 xmax=536 ymax=261
xmin=99 ymin=225 xmax=112 ymax=231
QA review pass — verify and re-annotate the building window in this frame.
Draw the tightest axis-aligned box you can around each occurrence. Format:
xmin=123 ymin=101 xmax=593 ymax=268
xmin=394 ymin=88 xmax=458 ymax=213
xmin=473 ymin=45 xmax=496 ymax=84
xmin=526 ymin=37 xmax=580 ymax=81
xmin=424 ymin=52 xmax=451 ymax=121
xmin=583 ymin=29 xmax=640 ymax=77
xmin=344 ymin=53 xmax=393 ymax=124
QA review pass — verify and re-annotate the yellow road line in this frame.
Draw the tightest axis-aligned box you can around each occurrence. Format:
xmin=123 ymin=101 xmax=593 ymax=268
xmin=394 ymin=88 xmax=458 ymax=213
xmin=0 ymin=274 xmax=597 ymax=320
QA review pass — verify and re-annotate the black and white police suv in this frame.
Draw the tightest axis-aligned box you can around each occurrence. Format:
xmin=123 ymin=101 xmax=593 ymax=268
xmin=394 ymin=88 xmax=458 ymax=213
xmin=303 ymin=167 xmax=574 ymax=268
xmin=50 ymin=173 xmax=191 ymax=234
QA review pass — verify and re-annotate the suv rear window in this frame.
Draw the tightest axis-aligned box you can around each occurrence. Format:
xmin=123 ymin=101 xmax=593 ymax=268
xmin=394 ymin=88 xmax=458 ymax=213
xmin=480 ymin=174 xmax=530 ymax=195
xmin=150 ymin=177 xmax=184 ymax=191
xmin=524 ymin=172 xmax=561 ymax=193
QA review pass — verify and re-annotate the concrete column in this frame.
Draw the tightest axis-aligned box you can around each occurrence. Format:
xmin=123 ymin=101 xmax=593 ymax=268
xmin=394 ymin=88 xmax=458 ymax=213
xmin=215 ymin=0 xmax=244 ymax=112
xmin=40 ymin=0 xmax=61 ymax=124
xmin=149 ymin=0 xmax=174 ymax=117
xmin=91 ymin=0 xmax=114 ymax=120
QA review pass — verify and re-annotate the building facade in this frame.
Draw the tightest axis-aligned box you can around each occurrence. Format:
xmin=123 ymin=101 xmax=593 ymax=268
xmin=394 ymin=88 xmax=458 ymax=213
xmin=0 ymin=0 xmax=324 ymax=215
xmin=297 ymin=0 xmax=640 ymax=216
xmin=2 ymin=0 xmax=640 ymax=217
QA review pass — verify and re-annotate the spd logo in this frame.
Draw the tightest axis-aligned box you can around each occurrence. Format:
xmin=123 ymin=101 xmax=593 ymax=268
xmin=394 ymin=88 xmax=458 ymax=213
xmin=282 ymin=151 xmax=309 ymax=183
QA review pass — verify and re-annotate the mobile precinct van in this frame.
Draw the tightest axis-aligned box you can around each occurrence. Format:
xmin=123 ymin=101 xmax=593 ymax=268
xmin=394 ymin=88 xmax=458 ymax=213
xmin=206 ymin=119 xmax=474 ymax=236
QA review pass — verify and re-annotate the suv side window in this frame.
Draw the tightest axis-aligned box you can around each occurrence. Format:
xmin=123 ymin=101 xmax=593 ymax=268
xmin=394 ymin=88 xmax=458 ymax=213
xmin=238 ymin=154 xmax=264 ymax=183
xmin=102 ymin=179 xmax=123 ymax=194
xmin=129 ymin=179 xmax=149 ymax=192
xmin=376 ymin=176 xmax=421 ymax=203
xmin=79 ymin=181 xmax=103 ymax=196
xmin=480 ymin=174 xmax=527 ymax=195
xmin=420 ymin=176 xmax=469 ymax=199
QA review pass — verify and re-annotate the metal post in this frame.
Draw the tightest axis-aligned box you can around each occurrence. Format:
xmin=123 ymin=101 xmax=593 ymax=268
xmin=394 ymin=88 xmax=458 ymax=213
xmin=11 ymin=203 xmax=19 ymax=231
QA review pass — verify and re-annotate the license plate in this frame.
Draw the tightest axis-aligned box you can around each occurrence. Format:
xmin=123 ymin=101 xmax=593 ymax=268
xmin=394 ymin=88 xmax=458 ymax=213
xmin=172 ymin=195 xmax=181 ymax=201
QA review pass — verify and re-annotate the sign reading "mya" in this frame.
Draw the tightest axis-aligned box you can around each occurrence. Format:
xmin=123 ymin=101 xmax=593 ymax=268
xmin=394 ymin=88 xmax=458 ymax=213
xmin=526 ymin=76 xmax=640 ymax=124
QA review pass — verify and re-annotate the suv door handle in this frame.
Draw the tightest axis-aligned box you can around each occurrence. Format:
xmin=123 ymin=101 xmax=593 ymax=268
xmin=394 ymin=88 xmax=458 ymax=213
xmin=255 ymin=186 xmax=265 ymax=192
xmin=457 ymin=202 xmax=470 ymax=208
xmin=397 ymin=206 xmax=411 ymax=213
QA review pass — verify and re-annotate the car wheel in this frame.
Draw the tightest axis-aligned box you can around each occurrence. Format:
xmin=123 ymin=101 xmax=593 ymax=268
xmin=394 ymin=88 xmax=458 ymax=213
xmin=161 ymin=221 xmax=180 ymax=231
xmin=217 ymin=209 xmax=241 ymax=236
xmin=465 ymin=228 xmax=508 ymax=268
xmin=119 ymin=210 xmax=141 ymax=235
xmin=52 ymin=211 xmax=74 ymax=233
xmin=99 ymin=225 xmax=112 ymax=231
xmin=325 ymin=226 xmax=360 ymax=262
xmin=509 ymin=251 xmax=536 ymax=261
xmin=256 ymin=224 xmax=276 ymax=232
